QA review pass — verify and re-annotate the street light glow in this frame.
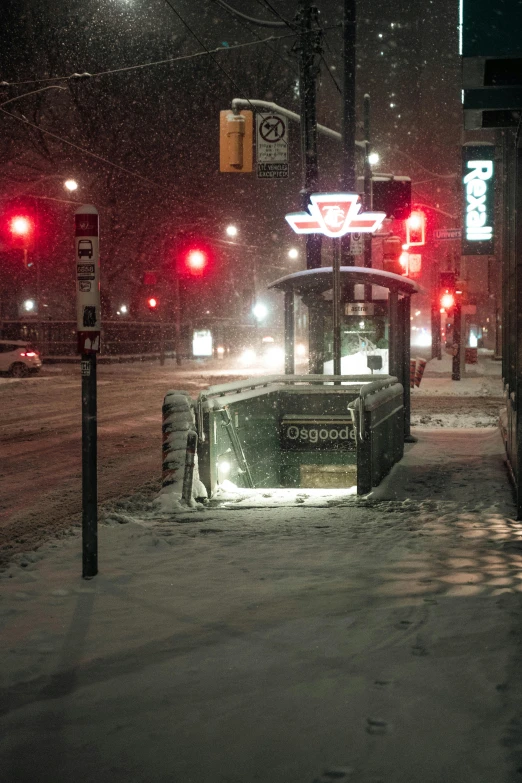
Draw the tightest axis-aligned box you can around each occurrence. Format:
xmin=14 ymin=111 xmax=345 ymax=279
xmin=252 ymin=302 xmax=268 ymax=321
xmin=226 ymin=225 xmax=238 ymax=238
xmin=120 ymin=304 xmax=128 ymax=314
xmin=23 ymin=299 xmax=35 ymax=312
xmin=368 ymin=152 xmax=379 ymax=166
xmin=288 ymin=247 xmax=299 ymax=259
xmin=64 ymin=179 xmax=78 ymax=192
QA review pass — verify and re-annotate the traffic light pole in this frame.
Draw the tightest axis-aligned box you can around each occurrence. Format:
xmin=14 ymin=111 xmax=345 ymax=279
xmin=341 ymin=0 xmax=356 ymax=267
xmin=452 ymin=298 xmax=462 ymax=381
xmin=296 ymin=1 xmax=321 ymax=273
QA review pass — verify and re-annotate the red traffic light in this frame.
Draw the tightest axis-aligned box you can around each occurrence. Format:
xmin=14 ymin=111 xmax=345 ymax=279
xmin=10 ymin=216 xmax=32 ymax=236
xmin=147 ymin=297 xmax=158 ymax=309
xmin=185 ymin=248 xmax=208 ymax=275
xmin=406 ymin=210 xmax=426 ymax=246
xmin=440 ymin=292 xmax=455 ymax=310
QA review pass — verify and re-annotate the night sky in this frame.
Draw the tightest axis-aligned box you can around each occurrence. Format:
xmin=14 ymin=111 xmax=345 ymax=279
xmin=0 ymin=0 xmax=463 ymax=320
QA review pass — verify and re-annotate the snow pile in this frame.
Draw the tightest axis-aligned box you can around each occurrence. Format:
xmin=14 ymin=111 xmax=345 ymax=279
xmin=153 ymin=390 xmax=207 ymax=513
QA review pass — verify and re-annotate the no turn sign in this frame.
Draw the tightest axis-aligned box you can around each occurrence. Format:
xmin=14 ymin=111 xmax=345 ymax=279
xmin=256 ymin=112 xmax=288 ymax=179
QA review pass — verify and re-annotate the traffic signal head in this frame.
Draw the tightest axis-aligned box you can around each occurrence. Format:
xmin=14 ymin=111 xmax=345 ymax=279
xmin=440 ymin=292 xmax=455 ymax=311
xmin=10 ymin=216 xmax=31 ymax=236
xmin=147 ymin=297 xmax=158 ymax=309
xmin=383 ymin=235 xmax=407 ymax=275
xmin=406 ymin=211 xmax=426 ymax=246
xmin=185 ymin=248 xmax=208 ymax=275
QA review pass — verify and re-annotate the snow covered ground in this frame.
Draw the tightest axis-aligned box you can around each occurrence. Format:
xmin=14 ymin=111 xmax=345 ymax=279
xmin=2 ymin=354 xmax=518 ymax=782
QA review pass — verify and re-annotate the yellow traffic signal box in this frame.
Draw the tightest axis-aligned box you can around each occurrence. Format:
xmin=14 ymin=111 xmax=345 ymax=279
xmin=219 ymin=110 xmax=253 ymax=173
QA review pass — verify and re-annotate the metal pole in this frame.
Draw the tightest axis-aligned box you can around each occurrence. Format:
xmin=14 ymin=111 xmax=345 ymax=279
xmin=81 ymin=353 xmax=97 ymax=577
xmin=284 ymin=290 xmax=295 ymax=374
xmin=174 ymin=258 xmax=181 ymax=366
xmin=340 ymin=0 xmax=356 ymax=267
xmin=389 ymin=289 xmax=399 ymax=377
xmin=182 ymin=431 xmax=197 ymax=506
xmin=297 ymin=0 xmax=322 ymax=271
xmin=452 ymin=299 xmax=462 ymax=381
xmin=363 ymin=93 xmax=372 ymax=302
xmin=333 ymin=238 xmax=342 ymax=376
xmin=75 ymin=204 xmax=100 ymax=579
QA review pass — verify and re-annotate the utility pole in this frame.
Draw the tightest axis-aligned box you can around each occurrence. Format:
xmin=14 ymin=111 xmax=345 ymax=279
xmin=295 ymin=0 xmax=322 ymax=271
xmin=340 ymin=0 xmax=356 ymax=266
xmin=363 ymin=93 xmax=372 ymax=301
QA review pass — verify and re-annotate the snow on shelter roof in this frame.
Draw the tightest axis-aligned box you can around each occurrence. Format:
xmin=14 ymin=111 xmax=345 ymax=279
xmin=268 ymin=266 xmax=421 ymax=296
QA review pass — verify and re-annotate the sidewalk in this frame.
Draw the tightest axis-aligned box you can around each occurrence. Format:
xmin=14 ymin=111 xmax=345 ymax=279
xmin=1 ymin=428 xmax=522 ymax=783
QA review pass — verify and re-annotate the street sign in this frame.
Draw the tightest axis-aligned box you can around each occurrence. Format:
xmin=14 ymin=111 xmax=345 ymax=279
xmin=350 ymin=231 xmax=364 ymax=255
xmin=75 ymin=206 xmax=100 ymax=353
xmin=256 ymin=112 xmax=288 ymax=179
xmin=286 ymin=193 xmax=386 ymax=238
xmin=280 ymin=416 xmax=355 ymax=451
xmin=345 ymin=303 xmax=375 ymax=316
xmin=433 ymin=228 xmax=462 ymax=241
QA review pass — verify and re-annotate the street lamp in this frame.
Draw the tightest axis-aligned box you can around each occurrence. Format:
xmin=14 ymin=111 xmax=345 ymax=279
xmin=252 ymin=302 xmax=268 ymax=321
xmin=368 ymin=152 xmax=379 ymax=166
xmin=226 ymin=224 xmax=238 ymax=238
xmin=288 ymin=247 xmax=299 ymax=259
xmin=23 ymin=299 xmax=35 ymax=312
xmin=64 ymin=179 xmax=78 ymax=192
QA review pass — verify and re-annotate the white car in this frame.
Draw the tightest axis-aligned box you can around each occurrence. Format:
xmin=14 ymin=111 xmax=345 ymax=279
xmin=0 ymin=340 xmax=42 ymax=377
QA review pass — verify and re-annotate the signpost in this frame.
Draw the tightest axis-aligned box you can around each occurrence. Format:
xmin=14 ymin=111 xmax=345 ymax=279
xmin=256 ymin=112 xmax=289 ymax=179
xmin=433 ymin=228 xmax=462 ymax=241
xmin=75 ymin=205 xmax=100 ymax=579
xmin=286 ymin=192 xmax=386 ymax=376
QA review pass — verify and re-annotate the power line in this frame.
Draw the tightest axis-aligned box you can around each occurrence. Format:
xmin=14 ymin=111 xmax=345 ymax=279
xmin=253 ymin=0 xmax=295 ymax=29
xmin=0 ymin=107 xmax=170 ymax=193
xmin=213 ymin=0 xmax=287 ymax=28
xmin=161 ymin=0 xmax=291 ymax=147
xmin=208 ymin=0 xmax=299 ymax=79
xmin=1 ymin=33 xmax=298 ymax=87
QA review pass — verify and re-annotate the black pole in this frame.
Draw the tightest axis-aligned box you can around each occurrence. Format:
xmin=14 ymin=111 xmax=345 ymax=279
xmin=297 ymin=0 xmax=322 ymax=271
xmin=340 ymin=0 xmax=356 ymax=267
xmin=332 ymin=238 xmax=341 ymax=376
xmin=284 ymin=290 xmax=295 ymax=374
xmin=452 ymin=299 xmax=462 ymax=381
xmin=82 ymin=353 xmax=98 ymax=578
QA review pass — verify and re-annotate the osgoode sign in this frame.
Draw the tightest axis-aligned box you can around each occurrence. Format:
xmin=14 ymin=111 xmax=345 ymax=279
xmin=462 ymin=143 xmax=495 ymax=256
xmin=280 ymin=418 xmax=355 ymax=451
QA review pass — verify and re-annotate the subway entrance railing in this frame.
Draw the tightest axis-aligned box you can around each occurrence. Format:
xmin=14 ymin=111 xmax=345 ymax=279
xmin=196 ymin=374 xmax=404 ymax=496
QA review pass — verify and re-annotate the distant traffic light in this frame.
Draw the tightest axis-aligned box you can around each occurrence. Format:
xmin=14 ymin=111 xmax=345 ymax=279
xmin=219 ymin=110 xmax=253 ymax=172
xmin=406 ymin=211 xmax=426 ymax=246
xmin=440 ymin=292 xmax=455 ymax=311
xmin=10 ymin=216 xmax=32 ymax=237
xmin=439 ymin=270 xmax=456 ymax=312
xmin=147 ymin=296 xmax=158 ymax=310
xmin=9 ymin=215 xmax=34 ymax=267
xmin=185 ymin=248 xmax=208 ymax=275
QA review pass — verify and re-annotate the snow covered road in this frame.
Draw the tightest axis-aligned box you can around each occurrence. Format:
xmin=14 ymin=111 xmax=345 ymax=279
xmin=0 ymin=362 xmax=248 ymax=564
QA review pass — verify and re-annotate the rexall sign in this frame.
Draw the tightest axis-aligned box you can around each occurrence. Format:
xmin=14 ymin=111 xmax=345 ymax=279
xmin=462 ymin=143 xmax=495 ymax=256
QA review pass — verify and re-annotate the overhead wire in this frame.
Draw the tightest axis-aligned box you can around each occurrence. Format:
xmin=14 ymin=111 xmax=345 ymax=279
xmin=161 ymin=0 xmax=291 ymax=147
xmin=0 ymin=107 xmax=171 ymax=193
xmin=0 ymin=33 xmax=299 ymax=87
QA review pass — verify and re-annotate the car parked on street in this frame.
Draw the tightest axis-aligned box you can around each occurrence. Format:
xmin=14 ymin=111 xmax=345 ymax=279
xmin=0 ymin=340 xmax=42 ymax=377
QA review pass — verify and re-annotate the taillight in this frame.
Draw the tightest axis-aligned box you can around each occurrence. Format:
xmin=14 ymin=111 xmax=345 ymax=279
xmin=21 ymin=351 xmax=36 ymax=357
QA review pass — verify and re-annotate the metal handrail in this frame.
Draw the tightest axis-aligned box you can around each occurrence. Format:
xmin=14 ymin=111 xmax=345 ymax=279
xmin=198 ymin=374 xmax=397 ymax=402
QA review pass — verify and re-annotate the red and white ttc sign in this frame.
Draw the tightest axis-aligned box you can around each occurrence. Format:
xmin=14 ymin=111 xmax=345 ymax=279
xmin=75 ymin=205 xmax=101 ymax=353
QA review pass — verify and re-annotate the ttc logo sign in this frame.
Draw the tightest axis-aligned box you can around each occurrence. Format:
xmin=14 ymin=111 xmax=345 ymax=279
xmin=285 ymin=193 xmax=386 ymax=238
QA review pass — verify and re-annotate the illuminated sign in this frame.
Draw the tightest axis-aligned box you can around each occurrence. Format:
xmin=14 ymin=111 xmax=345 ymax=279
xmin=462 ymin=144 xmax=495 ymax=255
xmin=285 ymin=193 xmax=386 ymax=238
